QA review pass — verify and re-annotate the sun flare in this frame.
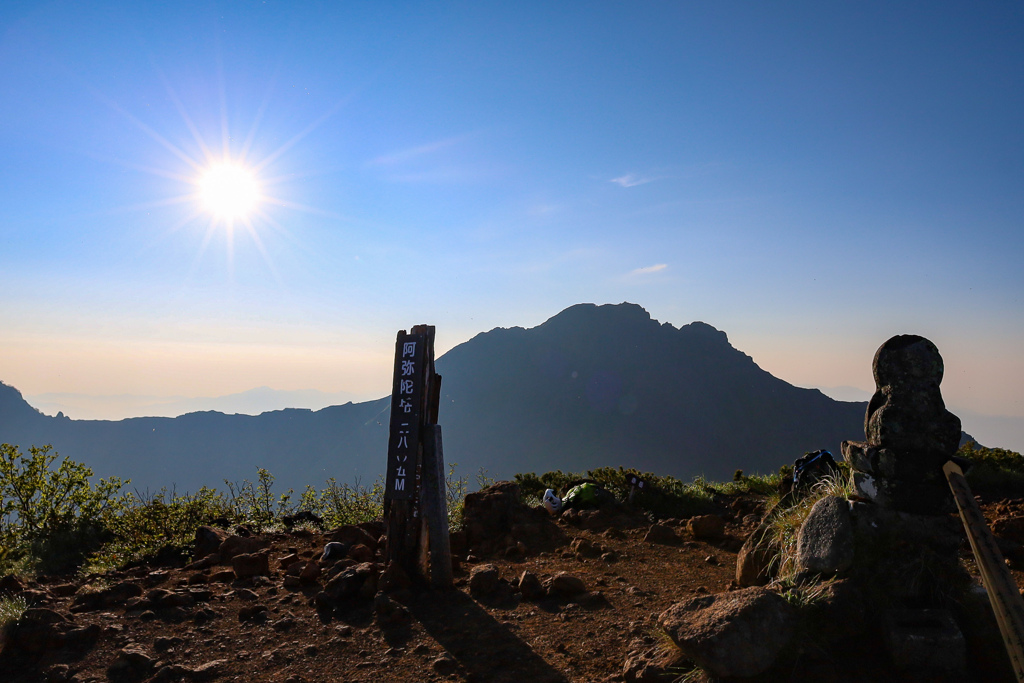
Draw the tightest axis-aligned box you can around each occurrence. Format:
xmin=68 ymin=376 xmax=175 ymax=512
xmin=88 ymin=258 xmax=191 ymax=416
xmin=198 ymin=163 xmax=260 ymax=221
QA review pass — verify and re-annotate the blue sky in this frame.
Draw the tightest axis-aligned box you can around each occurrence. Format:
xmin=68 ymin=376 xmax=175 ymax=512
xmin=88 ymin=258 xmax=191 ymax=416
xmin=1 ymin=2 xmax=1022 ymax=448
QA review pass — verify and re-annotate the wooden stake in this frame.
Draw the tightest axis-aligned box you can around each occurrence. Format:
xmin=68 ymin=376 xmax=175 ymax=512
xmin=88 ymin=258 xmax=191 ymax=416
xmin=420 ymin=424 xmax=453 ymax=588
xmin=944 ymin=460 xmax=1024 ymax=682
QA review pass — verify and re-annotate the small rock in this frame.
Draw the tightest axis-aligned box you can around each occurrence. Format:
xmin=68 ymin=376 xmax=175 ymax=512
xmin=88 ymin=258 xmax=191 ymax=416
xmin=300 ymin=559 xmax=322 ymax=583
xmin=233 ymin=551 xmax=270 ymax=579
xmin=735 ymin=522 xmax=776 ymax=587
xmin=687 ymin=514 xmax=726 ymax=540
xmin=72 ymin=581 xmax=143 ymax=611
xmin=468 ymin=564 xmax=501 ymax=597
xmin=0 ymin=574 xmax=24 ymax=595
xmin=373 ymin=591 xmax=409 ymax=626
xmin=50 ymin=583 xmax=78 ymax=597
xmin=432 ymin=655 xmax=458 ymax=674
xmin=377 ymin=561 xmax=411 ymax=594
xmin=570 ymin=538 xmax=602 ymax=559
xmin=348 ymin=544 xmax=375 ymax=562
xmin=42 ymin=663 xmax=71 ymax=682
xmin=190 ymin=659 xmax=227 ymax=681
xmin=277 ymin=553 xmax=300 ymax=571
xmin=547 ymin=572 xmax=586 ymax=597
xmin=643 ymin=524 xmax=680 ymax=545
xmin=518 ymin=571 xmax=545 ymax=601
xmin=238 ymin=604 xmax=269 ymax=623
xmin=993 ymin=516 xmax=1024 ymax=544
xmin=209 ymin=570 xmax=235 ymax=584
xmin=108 ymin=648 xmax=156 ymax=680
xmin=272 ymin=616 xmax=297 ymax=632
xmin=321 ymin=542 xmax=349 ymax=561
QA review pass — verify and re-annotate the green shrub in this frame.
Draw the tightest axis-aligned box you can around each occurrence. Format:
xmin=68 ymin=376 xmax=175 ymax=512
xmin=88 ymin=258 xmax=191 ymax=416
xmin=83 ymin=486 xmax=235 ymax=574
xmin=298 ymin=476 xmax=384 ymax=528
xmin=224 ymin=467 xmax=294 ymax=532
xmin=445 ymin=464 xmax=469 ymax=532
xmin=957 ymin=441 xmax=1024 ymax=498
xmin=0 ymin=444 xmax=126 ymax=573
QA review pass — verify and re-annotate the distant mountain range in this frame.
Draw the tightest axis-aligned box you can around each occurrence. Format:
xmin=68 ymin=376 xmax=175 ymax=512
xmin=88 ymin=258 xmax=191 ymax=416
xmin=25 ymin=387 xmax=366 ymax=422
xmin=1 ymin=303 xmax=874 ymax=494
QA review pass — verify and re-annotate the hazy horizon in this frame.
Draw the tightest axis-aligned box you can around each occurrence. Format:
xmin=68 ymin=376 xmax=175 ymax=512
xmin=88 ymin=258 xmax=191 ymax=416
xmin=6 ymin=303 xmax=1023 ymax=455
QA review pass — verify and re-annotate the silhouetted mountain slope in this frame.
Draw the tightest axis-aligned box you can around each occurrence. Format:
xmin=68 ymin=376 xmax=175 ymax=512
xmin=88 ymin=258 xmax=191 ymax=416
xmin=0 ymin=381 xmax=390 ymax=494
xmin=0 ymin=303 xmax=868 ymax=492
xmin=434 ymin=303 xmax=864 ymax=481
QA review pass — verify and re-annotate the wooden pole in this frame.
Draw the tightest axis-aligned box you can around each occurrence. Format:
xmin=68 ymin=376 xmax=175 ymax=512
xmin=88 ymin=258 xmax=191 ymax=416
xmin=420 ymin=424 xmax=453 ymax=588
xmin=384 ymin=324 xmax=450 ymax=586
xmin=944 ymin=460 xmax=1024 ymax=682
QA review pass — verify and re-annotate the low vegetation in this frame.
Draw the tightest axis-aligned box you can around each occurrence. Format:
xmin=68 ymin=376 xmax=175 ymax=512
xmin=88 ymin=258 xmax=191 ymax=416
xmin=4 ymin=438 xmax=1023 ymax=581
xmin=764 ymin=474 xmax=854 ymax=584
xmin=0 ymin=594 xmax=27 ymax=639
xmin=0 ymin=443 xmax=475 ymax=578
xmin=959 ymin=441 xmax=1024 ymax=497
xmin=515 ymin=465 xmax=781 ymax=519
xmin=0 ymin=444 xmax=126 ymax=574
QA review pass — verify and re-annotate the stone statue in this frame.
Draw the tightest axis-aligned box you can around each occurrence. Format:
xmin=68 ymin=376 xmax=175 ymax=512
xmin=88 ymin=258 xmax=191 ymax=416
xmin=842 ymin=335 xmax=962 ymax=514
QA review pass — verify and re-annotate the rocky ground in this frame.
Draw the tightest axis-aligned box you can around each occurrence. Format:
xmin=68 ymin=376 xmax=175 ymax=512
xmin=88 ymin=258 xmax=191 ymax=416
xmin=3 ymin=483 xmax=1024 ymax=683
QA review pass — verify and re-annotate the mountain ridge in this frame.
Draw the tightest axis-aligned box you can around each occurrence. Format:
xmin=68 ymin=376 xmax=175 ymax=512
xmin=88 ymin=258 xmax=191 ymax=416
xmin=1 ymin=303 xmax=868 ymax=492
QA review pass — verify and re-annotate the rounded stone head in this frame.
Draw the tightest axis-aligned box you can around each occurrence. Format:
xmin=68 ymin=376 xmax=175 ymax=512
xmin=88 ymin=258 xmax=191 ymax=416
xmin=872 ymin=335 xmax=944 ymax=389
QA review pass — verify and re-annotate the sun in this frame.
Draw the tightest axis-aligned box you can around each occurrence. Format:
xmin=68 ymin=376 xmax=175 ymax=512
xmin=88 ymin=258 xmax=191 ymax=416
xmin=197 ymin=163 xmax=261 ymax=221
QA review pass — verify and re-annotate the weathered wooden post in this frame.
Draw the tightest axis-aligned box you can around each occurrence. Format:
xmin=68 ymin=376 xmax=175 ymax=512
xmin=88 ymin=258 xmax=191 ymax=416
xmin=626 ymin=473 xmax=648 ymax=506
xmin=383 ymin=324 xmax=452 ymax=588
xmin=945 ymin=460 xmax=1024 ymax=681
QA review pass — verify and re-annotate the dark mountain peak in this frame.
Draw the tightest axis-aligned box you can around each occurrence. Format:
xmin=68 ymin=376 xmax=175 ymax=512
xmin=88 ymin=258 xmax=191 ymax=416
xmin=537 ymin=302 xmax=657 ymax=336
xmin=0 ymin=380 xmax=46 ymax=421
xmin=678 ymin=320 xmax=730 ymax=346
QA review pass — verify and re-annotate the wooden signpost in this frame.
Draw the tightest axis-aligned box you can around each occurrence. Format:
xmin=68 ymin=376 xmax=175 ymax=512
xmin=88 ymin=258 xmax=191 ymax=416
xmin=626 ymin=473 xmax=648 ymax=506
xmin=384 ymin=325 xmax=452 ymax=589
xmin=945 ymin=460 xmax=1024 ymax=682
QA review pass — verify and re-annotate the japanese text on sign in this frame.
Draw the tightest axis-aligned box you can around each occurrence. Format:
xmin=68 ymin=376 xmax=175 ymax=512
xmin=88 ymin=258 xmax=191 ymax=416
xmin=386 ymin=333 xmax=425 ymax=500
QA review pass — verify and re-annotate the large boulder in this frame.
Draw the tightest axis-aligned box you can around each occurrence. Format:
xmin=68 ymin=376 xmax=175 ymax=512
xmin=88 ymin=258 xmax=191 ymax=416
xmin=218 ymin=535 xmax=267 ymax=563
xmin=462 ymin=481 xmax=566 ymax=555
xmin=796 ymin=496 xmax=854 ymax=577
xmin=193 ymin=526 xmax=230 ymax=561
xmin=658 ymin=587 xmax=796 ymax=679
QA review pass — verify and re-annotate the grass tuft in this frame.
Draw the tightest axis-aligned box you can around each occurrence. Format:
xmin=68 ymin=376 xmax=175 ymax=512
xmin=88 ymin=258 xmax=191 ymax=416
xmin=0 ymin=594 xmax=28 ymax=637
xmin=765 ymin=473 xmax=855 ymax=583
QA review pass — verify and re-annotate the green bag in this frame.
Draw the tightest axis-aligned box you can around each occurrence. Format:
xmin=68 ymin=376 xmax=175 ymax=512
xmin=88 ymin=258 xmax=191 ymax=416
xmin=562 ymin=482 xmax=599 ymax=510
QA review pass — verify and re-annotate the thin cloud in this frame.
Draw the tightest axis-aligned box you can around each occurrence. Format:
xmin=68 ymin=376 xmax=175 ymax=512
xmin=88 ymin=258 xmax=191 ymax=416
xmin=369 ymin=133 xmax=475 ymax=166
xmin=610 ymin=173 xmax=655 ymax=188
xmin=629 ymin=263 xmax=668 ymax=276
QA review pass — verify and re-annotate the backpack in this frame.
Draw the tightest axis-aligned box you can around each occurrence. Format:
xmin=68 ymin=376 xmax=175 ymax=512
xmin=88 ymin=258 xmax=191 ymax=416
xmin=562 ymin=482 xmax=600 ymax=510
xmin=793 ymin=449 xmax=839 ymax=491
